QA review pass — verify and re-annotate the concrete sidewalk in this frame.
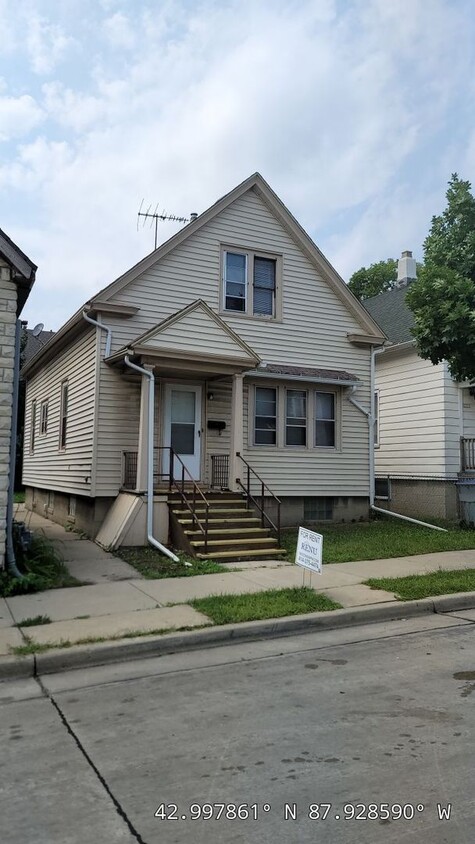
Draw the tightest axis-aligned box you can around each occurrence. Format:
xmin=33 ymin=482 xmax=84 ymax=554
xmin=2 ymin=508 xmax=475 ymax=673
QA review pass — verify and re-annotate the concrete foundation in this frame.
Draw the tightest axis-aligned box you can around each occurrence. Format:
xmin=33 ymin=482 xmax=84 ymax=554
xmin=260 ymin=495 xmax=369 ymax=528
xmin=374 ymin=477 xmax=459 ymax=521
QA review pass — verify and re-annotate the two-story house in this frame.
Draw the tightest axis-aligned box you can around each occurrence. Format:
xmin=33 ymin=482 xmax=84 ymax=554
xmin=22 ymin=173 xmax=385 ymax=559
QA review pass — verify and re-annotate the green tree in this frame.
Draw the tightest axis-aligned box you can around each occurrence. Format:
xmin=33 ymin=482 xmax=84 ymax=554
xmin=348 ymin=258 xmax=397 ymax=300
xmin=406 ymin=174 xmax=475 ymax=382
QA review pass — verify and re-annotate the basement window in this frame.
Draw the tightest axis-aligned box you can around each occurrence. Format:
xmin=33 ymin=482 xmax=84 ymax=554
xmin=304 ymin=497 xmax=334 ymax=521
xmin=375 ymin=477 xmax=390 ymax=500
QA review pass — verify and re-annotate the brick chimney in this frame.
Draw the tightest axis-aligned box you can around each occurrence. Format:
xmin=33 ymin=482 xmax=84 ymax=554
xmin=395 ymin=250 xmax=417 ymax=288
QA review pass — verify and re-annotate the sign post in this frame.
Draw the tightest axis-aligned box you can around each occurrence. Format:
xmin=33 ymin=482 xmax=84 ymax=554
xmin=295 ymin=527 xmax=323 ymax=583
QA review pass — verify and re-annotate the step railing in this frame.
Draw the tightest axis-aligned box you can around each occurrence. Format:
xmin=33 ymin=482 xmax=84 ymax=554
xmin=157 ymin=446 xmax=211 ymax=554
xmin=235 ymin=452 xmax=281 ymax=545
xmin=461 ymin=437 xmax=475 ymax=471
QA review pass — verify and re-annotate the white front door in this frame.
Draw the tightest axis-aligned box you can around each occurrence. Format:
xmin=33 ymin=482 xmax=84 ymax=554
xmin=163 ymin=384 xmax=202 ymax=480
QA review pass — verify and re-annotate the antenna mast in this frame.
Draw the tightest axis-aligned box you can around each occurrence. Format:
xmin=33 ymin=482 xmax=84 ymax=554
xmin=137 ymin=201 xmax=190 ymax=249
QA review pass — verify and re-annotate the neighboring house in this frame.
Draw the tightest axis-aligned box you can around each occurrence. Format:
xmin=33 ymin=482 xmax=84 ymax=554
xmin=24 ymin=327 xmax=55 ymax=364
xmin=22 ymin=173 xmax=384 ymax=558
xmin=0 ymin=229 xmax=36 ymax=570
xmin=364 ymin=251 xmax=474 ymax=521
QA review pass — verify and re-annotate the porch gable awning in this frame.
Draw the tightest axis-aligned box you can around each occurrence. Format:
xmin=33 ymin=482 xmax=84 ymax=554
xmin=247 ymin=363 xmax=361 ymax=387
xmin=106 ymin=299 xmax=261 ymax=375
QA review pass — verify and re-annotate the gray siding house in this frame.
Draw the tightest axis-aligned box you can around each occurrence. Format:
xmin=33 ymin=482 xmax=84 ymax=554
xmin=0 ymin=229 xmax=36 ymax=570
xmin=23 ymin=174 xmax=384 ymax=558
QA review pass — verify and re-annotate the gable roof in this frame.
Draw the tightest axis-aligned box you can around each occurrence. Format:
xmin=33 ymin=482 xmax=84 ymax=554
xmin=23 ymin=172 xmax=386 ymax=376
xmin=0 ymin=228 xmax=37 ymax=314
xmin=363 ymin=284 xmax=415 ymax=346
xmin=90 ymin=172 xmax=385 ymax=339
xmin=114 ymin=299 xmax=260 ymax=366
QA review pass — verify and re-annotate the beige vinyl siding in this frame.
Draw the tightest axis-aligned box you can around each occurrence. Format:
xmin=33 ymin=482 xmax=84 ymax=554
xmin=93 ymin=333 xmax=141 ymax=496
xmin=444 ymin=363 xmax=462 ymax=475
xmin=104 ymin=189 xmax=367 ymax=367
xmin=243 ymin=379 xmax=370 ymax=496
xmin=23 ymin=328 xmax=97 ymax=495
xmin=97 ymin=187 xmax=371 ymax=497
xmin=375 ymin=348 xmax=449 ymax=477
xmin=143 ymin=307 xmax=252 ymax=360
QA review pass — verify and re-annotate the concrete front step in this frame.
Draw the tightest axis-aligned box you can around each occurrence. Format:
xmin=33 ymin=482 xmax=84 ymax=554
xmin=172 ymin=507 xmax=252 ymax=518
xmin=190 ymin=538 xmax=279 ymax=553
xmin=178 ymin=517 xmax=262 ymax=529
xmin=185 ymin=527 xmax=269 ymax=539
xmin=196 ymin=548 xmax=287 ymax=560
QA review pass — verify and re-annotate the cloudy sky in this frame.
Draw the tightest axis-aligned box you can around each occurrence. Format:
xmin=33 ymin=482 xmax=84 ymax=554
xmin=2 ymin=0 xmax=475 ymax=329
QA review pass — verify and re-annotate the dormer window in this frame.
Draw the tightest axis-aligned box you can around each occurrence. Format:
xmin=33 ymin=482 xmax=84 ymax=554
xmin=222 ymin=247 xmax=281 ymax=320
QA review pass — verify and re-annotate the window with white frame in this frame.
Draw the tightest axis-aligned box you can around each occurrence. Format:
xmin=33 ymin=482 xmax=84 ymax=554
xmin=254 ymin=386 xmax=277 ymax=445
xmin=222 ymin=248 xmax=279 ymax=318
xmin=59 ymin=381 xmax=68 ymax=449
xmin=315 ymin=392 xmax=336 ymax=447
xmin=30 ymin=400 xmax=37 ymax=452
xmin=252 ymin=385 xmax=338 ymax=449
xmin=285 ymin=390 xmax=307 ymax=446
xmin=40 ymin=400 xmax=49 ymax=435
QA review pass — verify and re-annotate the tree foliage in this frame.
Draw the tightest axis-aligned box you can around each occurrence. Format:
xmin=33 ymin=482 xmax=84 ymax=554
xmin=348 ymin=258 xmax=397 ymax=300
xmin=406 ymin=174 xmax=475 ymax=382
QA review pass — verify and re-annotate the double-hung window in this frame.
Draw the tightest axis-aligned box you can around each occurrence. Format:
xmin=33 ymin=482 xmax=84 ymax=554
xmin=315 ymin=392 xmax=335 ymax=447
xmin=224 ymin=251 xmax=247 ymax=312
xmin=223 ymin=248 xmax=279 ymax=318
xmin=253 ymin=386 xmax=338 ymax=449
xmin=285 ymin=390 xmax=307 ymax=446
xmin=60 ymin=381 xmax=68 ymax=449
xmin=40 ymin=400 xmax=48 ymax=436
xmin=254 ymin=387 xmax=277 ymax=445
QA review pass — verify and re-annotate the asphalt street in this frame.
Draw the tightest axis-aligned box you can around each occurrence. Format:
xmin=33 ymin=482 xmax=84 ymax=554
xmin=2 ymin=612 xmax=475 ymax=844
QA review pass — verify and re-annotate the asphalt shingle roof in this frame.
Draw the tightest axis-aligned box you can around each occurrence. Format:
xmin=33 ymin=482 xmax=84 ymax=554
xmin=362 ymin=284 xmax=415 ymax=345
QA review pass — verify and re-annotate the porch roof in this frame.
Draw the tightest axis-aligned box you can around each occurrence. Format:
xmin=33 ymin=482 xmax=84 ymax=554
xmin=106 ymin=299 xmax=260 ymax=377
xmin=247 ymin=362 xmax=360 ymax=387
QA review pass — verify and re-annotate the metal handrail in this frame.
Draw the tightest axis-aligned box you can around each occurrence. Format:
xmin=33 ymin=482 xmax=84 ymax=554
xmin=235 ymin=452 xmax=281 ymax=544
xmin=157 ymin=447 xmax=210 ymax=553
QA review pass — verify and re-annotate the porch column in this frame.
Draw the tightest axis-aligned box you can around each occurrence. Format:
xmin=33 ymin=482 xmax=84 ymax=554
xmin=136 ymin=365 xmax=154 ymax=492
xmin=229 ymin=373 xmax=244 ymax=492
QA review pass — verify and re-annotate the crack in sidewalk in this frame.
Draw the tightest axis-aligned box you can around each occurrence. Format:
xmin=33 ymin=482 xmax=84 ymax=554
xmin=34 ymin=668 xmax=150 ymax=844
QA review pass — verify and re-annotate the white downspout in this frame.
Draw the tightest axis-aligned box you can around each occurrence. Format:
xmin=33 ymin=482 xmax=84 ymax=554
xmin=124 ymin=355 xmax=179 ymax=561
xmin=348 ymin=345 xmax=447 ymax=532
xmin=83 ymin=310 xmax=112 ymax=357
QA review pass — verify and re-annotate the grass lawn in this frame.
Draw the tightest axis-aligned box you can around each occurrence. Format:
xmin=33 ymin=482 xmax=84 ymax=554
xmin=280 ymin=517 xmax=475 ymax=564
xmin=190 ymin=587 xmax=341 ymax=624
xmin=13 ymin=491 xmax=25 ymax=504
xmin=116 ymin=546 xmax=226 ymax=579
xmin=365 ymin=568 xmax=475 ymax=601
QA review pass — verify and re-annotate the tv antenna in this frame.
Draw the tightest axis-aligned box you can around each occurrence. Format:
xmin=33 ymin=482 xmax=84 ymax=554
xmin=137 ymin=201 xmax=193 ymax=249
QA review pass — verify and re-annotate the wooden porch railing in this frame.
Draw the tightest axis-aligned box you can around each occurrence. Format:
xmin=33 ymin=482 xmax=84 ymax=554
xmin=235 ymin=452 xmax=281 ymax=545
xmin=460 ymin=437 xmax=475 ymax=471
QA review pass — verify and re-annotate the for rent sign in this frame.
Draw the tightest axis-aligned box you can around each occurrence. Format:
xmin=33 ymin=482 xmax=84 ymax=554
xmin=295 ymin=527 xmax=323 ymax=574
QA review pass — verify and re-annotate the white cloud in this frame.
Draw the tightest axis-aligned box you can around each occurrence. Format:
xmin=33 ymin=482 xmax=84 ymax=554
xmin=0 ymin=0 xmax=472 ymax=329
xmin=25 ymin=11 xmax=75 ymax=75
xmin=0 ymin=93 xmax=44 ymax=141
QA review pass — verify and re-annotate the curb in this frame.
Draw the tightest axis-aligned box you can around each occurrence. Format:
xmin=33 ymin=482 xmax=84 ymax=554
xmin=1 ymin=591 xmax=475 ymax=679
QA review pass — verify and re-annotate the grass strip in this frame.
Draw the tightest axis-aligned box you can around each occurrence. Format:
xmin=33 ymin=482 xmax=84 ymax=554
xmin=280 ymin=518 xmax=475 ymax=564
xmin=365 ymin=568 xmax=475 ymax=601
xmin=190 ymin=587 xmax=341 ymax=625
xmin=116 ymin=547 xmax=225 ymax=579
xmin=16 ymin=615 xmax=51 ymax=628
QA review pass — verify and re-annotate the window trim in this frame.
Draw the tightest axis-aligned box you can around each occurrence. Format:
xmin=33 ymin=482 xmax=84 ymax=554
xmin=250 ymin=383 xmax=340 ymax=451
xmin=59 ymin=380 xmax=69 ymax=450
xmin=221 ymin=245 xmax=282 ymax=320
xmin=374 ymin=389 xmax=380 ymax=448
xmin=40 ymin=400 xmax=49 ymax=436
xmin=30 ymin=400 xmax=37 ymax=453
xmin=314 ymin=390 xmax=337 ymax=449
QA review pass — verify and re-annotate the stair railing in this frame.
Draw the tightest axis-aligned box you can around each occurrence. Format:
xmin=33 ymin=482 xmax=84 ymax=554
xmin=235 ymin=452 xmax=281 ymax=545
xmin=157 ymin=446 xmax=210 ymax=554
